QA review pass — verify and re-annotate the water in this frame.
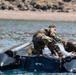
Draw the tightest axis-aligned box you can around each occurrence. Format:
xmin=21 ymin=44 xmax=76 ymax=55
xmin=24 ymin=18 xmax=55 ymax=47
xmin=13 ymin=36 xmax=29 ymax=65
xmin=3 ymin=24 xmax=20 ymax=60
xmin=1 ymin=69 xmax=75 ymax=75
xmin=0 ymin=20 xmax=76 ymax=74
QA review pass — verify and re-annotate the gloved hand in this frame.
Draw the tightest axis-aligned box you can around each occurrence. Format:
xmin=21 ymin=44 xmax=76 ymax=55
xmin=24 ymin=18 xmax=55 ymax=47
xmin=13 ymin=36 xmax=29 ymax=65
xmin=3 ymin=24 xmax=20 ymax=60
xmin=60 ymin=56 xmax=65 ymax=59
xmin=62 ymin=56 xmax=72 ymax=62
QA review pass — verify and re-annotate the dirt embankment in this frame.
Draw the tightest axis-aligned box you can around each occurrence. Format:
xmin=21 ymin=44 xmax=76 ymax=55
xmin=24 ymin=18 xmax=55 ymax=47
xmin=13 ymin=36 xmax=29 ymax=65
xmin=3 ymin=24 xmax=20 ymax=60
xmin=0 ymin=0 xmax=76 ymax=13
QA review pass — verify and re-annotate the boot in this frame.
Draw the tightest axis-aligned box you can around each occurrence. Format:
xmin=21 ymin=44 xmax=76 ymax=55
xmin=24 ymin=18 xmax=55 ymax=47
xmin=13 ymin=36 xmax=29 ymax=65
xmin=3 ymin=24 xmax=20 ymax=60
xmin=27 ymin=46 xmax=33 ymax=56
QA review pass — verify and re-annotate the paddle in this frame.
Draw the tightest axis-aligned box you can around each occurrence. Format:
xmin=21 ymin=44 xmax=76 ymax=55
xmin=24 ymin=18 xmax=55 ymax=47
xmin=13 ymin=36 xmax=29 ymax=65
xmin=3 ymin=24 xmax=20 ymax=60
xmin=0 ymin=42 xmax=31 ymax=67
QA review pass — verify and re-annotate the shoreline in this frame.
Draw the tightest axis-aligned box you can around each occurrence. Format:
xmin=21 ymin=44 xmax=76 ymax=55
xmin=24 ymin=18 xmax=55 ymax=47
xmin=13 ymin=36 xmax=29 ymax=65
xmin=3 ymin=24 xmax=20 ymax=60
xmin=0 ymin=10 xmax=76 ymax=21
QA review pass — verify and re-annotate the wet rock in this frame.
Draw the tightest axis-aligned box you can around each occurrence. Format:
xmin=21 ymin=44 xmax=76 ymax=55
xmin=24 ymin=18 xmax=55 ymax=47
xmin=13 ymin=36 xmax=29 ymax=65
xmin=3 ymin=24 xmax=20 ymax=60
xmin=51 ymin=1 xmax=64 ymax=12
xmin=1 ymin=5 xmax=7 ymax=10
xmin=30 ymin=0 xmax=51 ymax=11
xmin=24 ymin=2 xmax=36 ymax=11
xmin=0 ymin=0 xmax=75 ymax=12
xmin=17 ymin=3 xmax=28 ymax=11
xmin=8 ymin=6 xmax=14 ymax=10
xmin=63 ymin=0 xmax=71 ymax=2
xmin=22 ymin=0 xmax=25 ymax=3
xmin=17 ymin=3 xmax=24 ymax=8
xmin=17 ymin=3 xmax=24 ymax=9
xmin=5 ymin=0 xmax=15 ymax=1
xmin=13 ymin=7 xmax=19 ymax=11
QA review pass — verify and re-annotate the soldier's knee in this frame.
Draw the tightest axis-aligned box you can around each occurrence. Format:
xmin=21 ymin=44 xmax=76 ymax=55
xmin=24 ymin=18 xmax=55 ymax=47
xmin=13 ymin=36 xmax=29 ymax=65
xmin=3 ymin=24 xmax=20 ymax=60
xmin=32 ymin=49 xmax=38 ymax=55
xmin=33 ymin=44 xmax=43 ymax=55
xmin=32 ymin=49 xmax=42 ymax=55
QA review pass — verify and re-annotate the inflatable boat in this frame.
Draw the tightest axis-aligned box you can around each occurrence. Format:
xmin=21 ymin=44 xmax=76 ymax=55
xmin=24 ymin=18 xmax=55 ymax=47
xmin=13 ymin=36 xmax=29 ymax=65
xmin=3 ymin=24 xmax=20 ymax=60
xmin=0 ymin=42 xmax=76 ymax=73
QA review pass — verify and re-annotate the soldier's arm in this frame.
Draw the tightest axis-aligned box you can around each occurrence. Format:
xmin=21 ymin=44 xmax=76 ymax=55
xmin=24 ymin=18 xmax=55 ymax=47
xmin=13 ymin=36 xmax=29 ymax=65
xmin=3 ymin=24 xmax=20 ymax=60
xmin=55 ymin=34 xmax=62 ymax=42
xmin=50 ymin=32 xmax=63 ymax=42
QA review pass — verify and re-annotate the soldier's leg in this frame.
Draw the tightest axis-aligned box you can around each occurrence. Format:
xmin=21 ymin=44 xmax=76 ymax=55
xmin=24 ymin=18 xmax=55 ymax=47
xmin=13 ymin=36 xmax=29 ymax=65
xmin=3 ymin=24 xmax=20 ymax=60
xmin=32 ymin=36 xmax=45 ymax=54
xmin=32 ymin=42 xmax=45 ymax=54
xmin=54 ymin=44 xmax=64 ymax=58
xmin=41 ymin=35 xmax=57 ymax=55
xmin=47 ymin=42 xmax=58 ymax=55
xmin=47 ymin=41 xmax=65 ymax=58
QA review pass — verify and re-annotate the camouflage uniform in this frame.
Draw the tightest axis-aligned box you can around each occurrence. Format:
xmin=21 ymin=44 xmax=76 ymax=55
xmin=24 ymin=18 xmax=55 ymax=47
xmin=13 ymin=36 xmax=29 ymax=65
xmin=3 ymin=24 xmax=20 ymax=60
xmin=32 ymin=28 xmax=64 ymax=57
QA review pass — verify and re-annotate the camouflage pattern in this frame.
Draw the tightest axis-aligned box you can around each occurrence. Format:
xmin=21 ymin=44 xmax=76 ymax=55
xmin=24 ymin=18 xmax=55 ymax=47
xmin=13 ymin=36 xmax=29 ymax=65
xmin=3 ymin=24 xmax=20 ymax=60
xmin=32 ymin=28 xmax=64 ymax=58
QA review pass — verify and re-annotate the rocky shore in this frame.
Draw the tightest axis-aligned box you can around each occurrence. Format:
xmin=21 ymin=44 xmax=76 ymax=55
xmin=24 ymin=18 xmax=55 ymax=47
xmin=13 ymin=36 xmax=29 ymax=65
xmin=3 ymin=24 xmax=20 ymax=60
xmin=0 ymin=0 xmax=76 ymax=21
xmin=0 ymin=0 xmax=76 ymax=13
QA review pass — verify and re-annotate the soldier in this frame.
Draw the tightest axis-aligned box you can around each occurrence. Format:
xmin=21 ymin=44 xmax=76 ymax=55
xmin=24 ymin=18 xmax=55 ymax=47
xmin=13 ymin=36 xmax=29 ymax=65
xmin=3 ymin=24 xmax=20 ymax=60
xmin=32 ymin=25 xmax=65 ymax=59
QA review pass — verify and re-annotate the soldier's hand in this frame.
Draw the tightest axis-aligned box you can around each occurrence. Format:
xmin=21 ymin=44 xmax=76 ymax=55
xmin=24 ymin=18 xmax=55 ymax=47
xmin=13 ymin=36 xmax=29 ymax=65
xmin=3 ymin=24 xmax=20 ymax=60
xmin=60 ymin=56 xmax=65 ymax=59
xmin=62 ymin=39 xmax=66 ymax=43
xmin=62 ymin=56 xmax=72 ymax=62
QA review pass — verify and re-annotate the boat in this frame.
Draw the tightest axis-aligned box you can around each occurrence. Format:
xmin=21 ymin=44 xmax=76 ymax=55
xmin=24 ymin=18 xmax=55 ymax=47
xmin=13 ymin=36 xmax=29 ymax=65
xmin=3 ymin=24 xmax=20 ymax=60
xmin=0 ymin=42 xmax=76 ymax=73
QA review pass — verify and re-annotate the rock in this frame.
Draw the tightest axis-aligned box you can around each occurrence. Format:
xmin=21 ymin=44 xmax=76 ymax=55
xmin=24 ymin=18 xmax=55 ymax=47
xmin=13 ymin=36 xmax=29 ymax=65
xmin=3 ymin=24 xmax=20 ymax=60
xmin=17 ymin=3 xmax=28 ymax=11
xmin=0 ymin=0 xmax=75 ymax=12
xmin=17 ymin=3 xmax=24 ymax=9
xmin=8 ymin=6 xmax=14 ymax=10
xmin=30 ymin=0 xmax=51 ymax=11
xmin=63 ymin=0 xmax=71 ymax=2
xmin=13 ymin=7 xmax=19 ymax=11
xmin=1 ymin=5 xmax=8 ymax=10
xmin=5 ymin=0 xmax=15 ymax=1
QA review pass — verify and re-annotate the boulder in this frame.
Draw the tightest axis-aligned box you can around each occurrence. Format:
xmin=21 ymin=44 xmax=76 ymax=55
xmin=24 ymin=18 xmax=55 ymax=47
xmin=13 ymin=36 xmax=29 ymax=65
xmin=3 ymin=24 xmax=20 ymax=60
xmin=0 ymin=0 xmax=75 ymax=12
xmin=17 ymin=3 xmax=28 ymax=10
xmin=30 ymin=0 xmax=51 ymax=11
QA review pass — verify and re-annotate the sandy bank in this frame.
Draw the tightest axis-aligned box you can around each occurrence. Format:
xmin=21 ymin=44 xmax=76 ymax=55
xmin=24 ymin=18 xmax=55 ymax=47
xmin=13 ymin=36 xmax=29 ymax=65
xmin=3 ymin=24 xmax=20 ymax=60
xmin=0 ymin=10 xmax=76 ymax=21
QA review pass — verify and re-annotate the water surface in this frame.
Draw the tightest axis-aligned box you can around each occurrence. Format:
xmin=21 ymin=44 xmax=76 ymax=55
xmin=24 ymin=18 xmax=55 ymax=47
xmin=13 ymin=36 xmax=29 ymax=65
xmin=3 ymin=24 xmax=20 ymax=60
xmin=0 ymin=20 xmax=76 ymax=74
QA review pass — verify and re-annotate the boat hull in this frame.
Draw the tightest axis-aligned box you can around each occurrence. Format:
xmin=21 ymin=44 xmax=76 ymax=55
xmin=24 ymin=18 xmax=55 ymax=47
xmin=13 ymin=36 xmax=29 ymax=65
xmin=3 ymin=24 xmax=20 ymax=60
xmin=19 ymin=55 xmax=61 ymax=72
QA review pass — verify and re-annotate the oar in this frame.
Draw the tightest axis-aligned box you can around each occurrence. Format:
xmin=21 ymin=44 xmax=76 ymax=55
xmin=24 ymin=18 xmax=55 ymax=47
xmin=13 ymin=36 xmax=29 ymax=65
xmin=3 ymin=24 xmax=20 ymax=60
xmin=0 ymin=42 xmax=31 ymax=67
xmin=3 ymin=42 xmax=31 ymax=53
